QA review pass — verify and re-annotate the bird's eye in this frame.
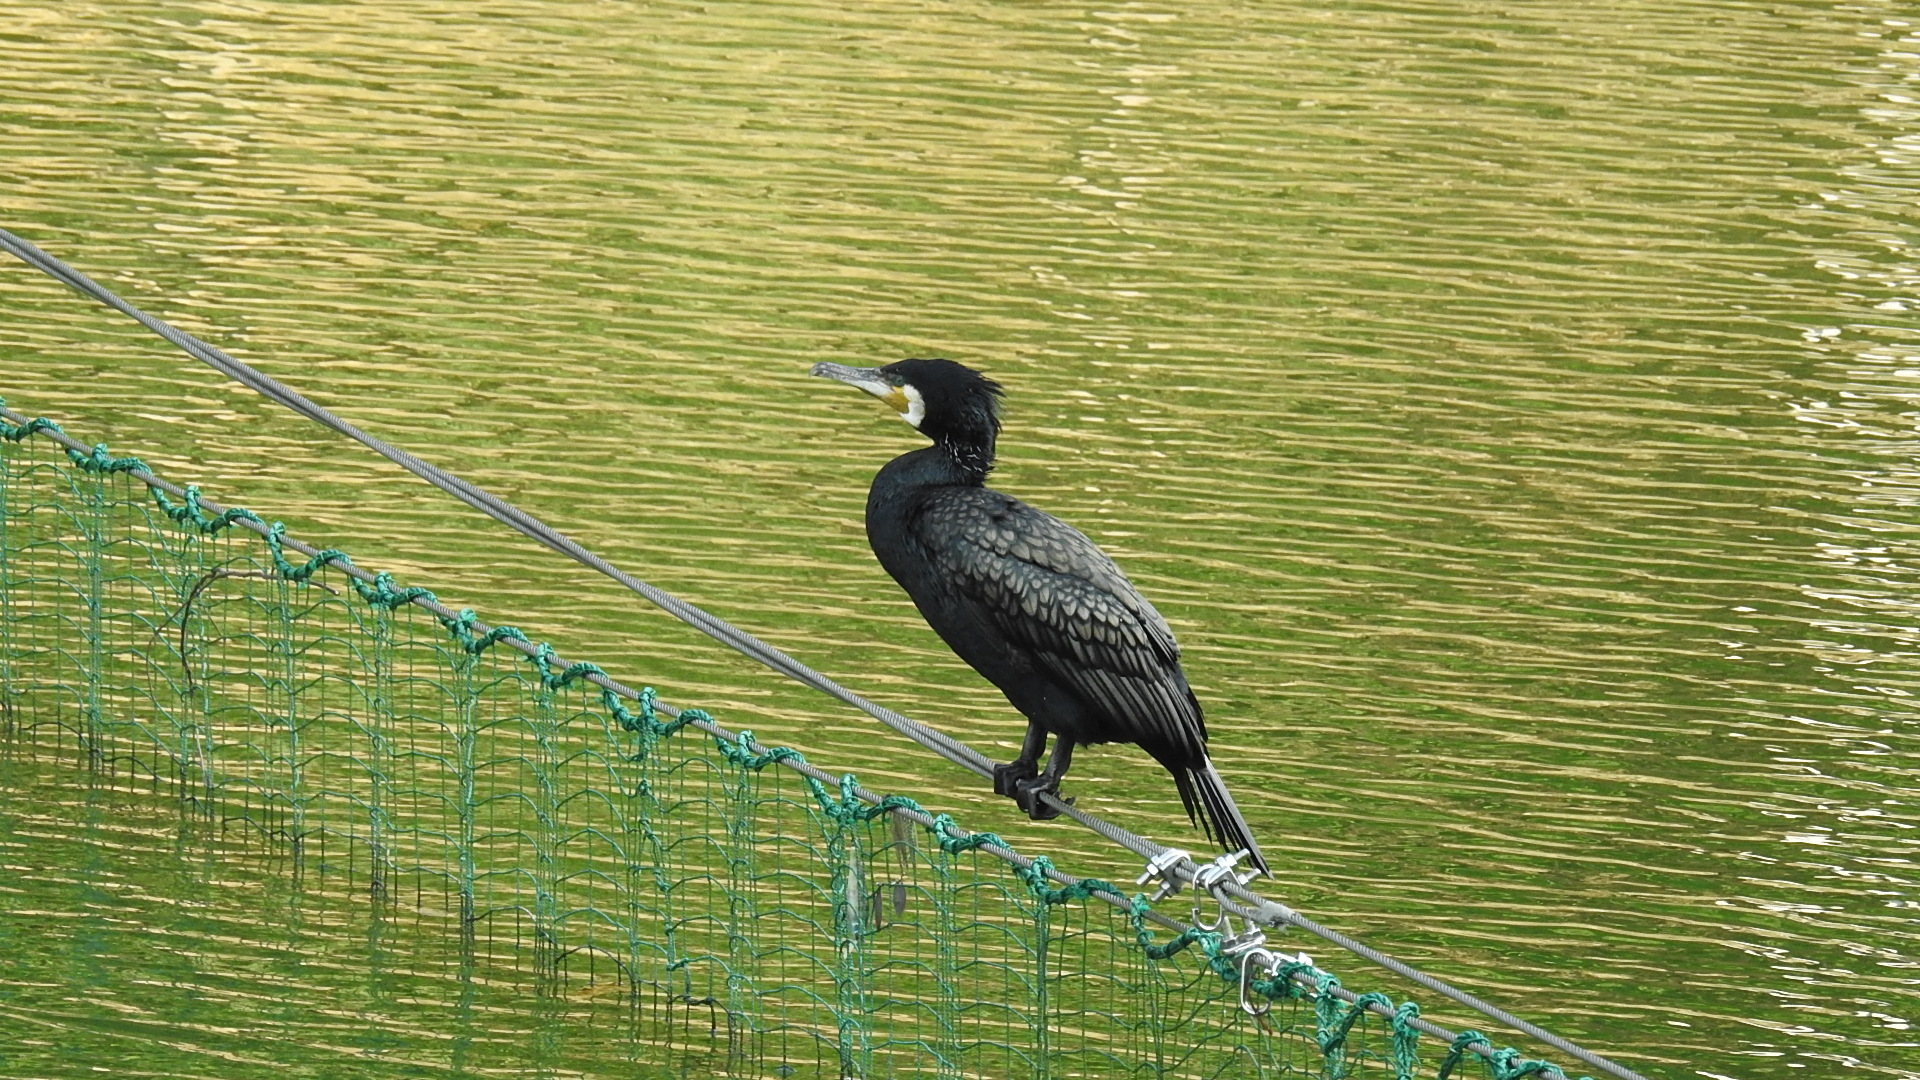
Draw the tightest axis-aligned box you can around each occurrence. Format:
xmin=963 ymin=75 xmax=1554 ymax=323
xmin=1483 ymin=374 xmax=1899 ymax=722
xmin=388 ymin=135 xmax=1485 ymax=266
xmin=885 ymin=374 xmax=906 ymax=388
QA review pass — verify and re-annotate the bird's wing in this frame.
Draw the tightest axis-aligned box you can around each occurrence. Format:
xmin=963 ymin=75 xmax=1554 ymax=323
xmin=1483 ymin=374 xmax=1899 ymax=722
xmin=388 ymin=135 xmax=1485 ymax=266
xmin=918 ymin=488 xmax=1207 ymax=759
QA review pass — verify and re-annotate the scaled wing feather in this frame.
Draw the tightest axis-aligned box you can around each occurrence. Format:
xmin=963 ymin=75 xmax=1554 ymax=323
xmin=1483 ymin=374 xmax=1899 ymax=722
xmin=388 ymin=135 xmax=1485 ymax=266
xmin=919 ymin=489 xmax=1207 ymax=761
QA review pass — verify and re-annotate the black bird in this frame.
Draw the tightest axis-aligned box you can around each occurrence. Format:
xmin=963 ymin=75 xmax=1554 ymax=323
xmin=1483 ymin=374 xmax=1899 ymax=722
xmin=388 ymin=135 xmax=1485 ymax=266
xmin=812 ymin=358 xmax=1267 ymax=873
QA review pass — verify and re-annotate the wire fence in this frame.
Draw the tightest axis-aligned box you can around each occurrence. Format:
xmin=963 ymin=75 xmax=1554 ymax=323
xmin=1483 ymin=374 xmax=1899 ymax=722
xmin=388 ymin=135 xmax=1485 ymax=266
xmin=0 ymin=404 xmax=1595 ymax=1079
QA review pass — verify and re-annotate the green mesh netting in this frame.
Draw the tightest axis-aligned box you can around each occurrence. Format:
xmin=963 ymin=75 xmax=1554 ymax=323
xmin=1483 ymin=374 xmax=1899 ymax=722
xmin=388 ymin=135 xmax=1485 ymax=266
xmin=0 ymin=415 xmax=1563 ymax=1080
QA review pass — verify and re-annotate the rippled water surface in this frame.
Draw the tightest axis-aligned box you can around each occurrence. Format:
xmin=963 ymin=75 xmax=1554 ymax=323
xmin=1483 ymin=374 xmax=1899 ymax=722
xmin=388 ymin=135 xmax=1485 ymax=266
xmin=3 ymin=1 xmax=1918 ymax=1077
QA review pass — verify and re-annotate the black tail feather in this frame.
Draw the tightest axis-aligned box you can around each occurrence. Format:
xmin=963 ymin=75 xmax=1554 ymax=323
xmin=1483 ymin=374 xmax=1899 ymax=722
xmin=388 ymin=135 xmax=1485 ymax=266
xmin=1174 ymin=757 xmax=1268 ymax=875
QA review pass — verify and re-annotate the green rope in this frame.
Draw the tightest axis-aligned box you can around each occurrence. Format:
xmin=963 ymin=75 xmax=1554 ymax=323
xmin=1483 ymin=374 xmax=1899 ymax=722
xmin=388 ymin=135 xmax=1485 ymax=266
xmin=711 ymin=732 xmax=927 ymax=832
xmin=620 ymin=685 xmax=704 ymax=740
xmin=716 ymin=728 xmax=807 ymax=771
xmin=262 ymin=522 xmax=352 ymax=583
xmin=352 ymin=570 xmax=436 ymax=611
xmin=1393 ymin=1001 xmax=1424 ymax=1080
xmin=152 ymin=484 xmax=266 ymax=534
xmin=1127 ymin=895 xmax=1220 ymax=962
xmin=1439 ymin=1029 xmax=1568 ymax=1080
xmin=820 ymin=784 xmax=926 ymax=826
xmin=1318 ymin=982 xmax=1394 ymax=1056
xmin=0 ymin=413 xmax=155 ymax=484
xmin=0 ymin=408 xmax=64 ymax=444
xmin=812 ymin=772 xmax=874 ymax=825
xmin=1438 ymin=1032 xmax=1488 ymax=1080
xmin=1013 ymin=855 xmax=1124 ymax=906
xmin=926 ymin=813 xmax=1009 ymax=857
xmin=0 ymin=424 xmax=159 ymax=480
xmin=442 ymin=608 xmax=532 ymax=655
xmin=1487 ymin=1046 xmax=1567 ymax=1080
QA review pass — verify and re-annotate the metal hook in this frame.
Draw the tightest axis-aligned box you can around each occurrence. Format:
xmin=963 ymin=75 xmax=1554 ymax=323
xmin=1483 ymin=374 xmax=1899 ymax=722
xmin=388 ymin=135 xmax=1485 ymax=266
xmin=1237 ymin=945 xmax=1274 ymax=1017
xmin=1190 ymin=849 xmax=1260 ymax=932
xmin=1192 ymin=899 xmax=1230 ymax=932
xmin=1220 ymin=924 xmax=1271 ymax=1017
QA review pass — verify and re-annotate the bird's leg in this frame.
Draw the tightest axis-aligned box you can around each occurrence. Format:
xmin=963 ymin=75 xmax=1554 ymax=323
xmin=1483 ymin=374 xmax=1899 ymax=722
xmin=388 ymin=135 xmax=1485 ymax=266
xmin=1014 ymin=738 xmax=1075 ymax=821
xmin=992 ymin=722 xmax=1048 ymax=797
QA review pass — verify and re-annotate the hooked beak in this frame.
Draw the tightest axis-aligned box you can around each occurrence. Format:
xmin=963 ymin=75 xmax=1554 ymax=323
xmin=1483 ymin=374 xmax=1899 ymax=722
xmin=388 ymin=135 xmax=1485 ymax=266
xmin=811 ymin=362 xmax=912 ymax=415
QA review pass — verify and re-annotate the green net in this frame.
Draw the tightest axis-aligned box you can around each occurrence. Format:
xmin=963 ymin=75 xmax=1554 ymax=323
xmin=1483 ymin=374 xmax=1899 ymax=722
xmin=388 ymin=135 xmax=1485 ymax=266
xmin=0 ymin=410 xmax=1571 ymax=1080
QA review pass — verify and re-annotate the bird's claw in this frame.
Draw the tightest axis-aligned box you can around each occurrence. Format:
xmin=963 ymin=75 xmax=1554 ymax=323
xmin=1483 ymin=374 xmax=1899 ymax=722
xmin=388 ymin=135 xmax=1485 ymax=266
xmin=1013 ymin=776 xmax=1071 ymax=820
xmin=992 ymin=760 xmax=1037 ymax=798
xmin=992 ymin=762 xmax=1069 ymax=819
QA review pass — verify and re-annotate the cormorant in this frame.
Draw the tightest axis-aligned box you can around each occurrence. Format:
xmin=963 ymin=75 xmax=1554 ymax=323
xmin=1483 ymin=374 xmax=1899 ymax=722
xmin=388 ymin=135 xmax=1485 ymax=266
xmin=812 ymin=358 xmax=1268 ymax=873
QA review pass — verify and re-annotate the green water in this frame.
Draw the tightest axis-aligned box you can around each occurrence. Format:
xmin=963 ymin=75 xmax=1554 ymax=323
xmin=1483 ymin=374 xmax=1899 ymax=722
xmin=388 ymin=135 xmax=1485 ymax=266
xmin=2 ymin=1 xmax=1916 ymax=1076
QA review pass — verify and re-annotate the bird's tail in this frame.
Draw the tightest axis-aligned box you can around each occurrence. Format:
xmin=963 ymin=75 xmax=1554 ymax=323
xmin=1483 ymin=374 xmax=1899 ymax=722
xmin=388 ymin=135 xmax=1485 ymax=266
xmin=1174 ymin=757 xmax=1269 ymax=876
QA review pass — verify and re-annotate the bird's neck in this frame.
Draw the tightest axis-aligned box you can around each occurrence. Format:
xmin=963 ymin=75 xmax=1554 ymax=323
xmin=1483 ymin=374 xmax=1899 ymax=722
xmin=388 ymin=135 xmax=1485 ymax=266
xmin=933 ymin=433 xmax=995 ymax=485
xmin=871 ymin=440 xmax=991 ymax=506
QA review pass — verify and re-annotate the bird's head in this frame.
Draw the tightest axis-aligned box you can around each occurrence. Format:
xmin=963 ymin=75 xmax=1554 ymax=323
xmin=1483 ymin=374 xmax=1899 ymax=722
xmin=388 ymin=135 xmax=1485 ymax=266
xmin=811 ymin=358 xmax=1004 ymax=465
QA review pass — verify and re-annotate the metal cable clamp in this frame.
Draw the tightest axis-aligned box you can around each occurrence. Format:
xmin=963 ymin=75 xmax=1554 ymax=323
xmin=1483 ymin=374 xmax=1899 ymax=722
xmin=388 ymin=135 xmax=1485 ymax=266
xmin=1134 ymin=848 xmax=1191 ymax=902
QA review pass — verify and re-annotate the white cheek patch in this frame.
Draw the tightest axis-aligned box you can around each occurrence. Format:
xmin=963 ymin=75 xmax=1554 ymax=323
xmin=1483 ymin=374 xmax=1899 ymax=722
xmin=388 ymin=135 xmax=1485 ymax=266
xmin=899 ymin=383 xmax=926 ymax=429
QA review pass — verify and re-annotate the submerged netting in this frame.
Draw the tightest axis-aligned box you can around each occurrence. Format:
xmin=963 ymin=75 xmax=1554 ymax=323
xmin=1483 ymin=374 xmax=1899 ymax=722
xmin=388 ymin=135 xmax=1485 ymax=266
xmin=0 ymin=409 xmax=1578 ymax=1080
